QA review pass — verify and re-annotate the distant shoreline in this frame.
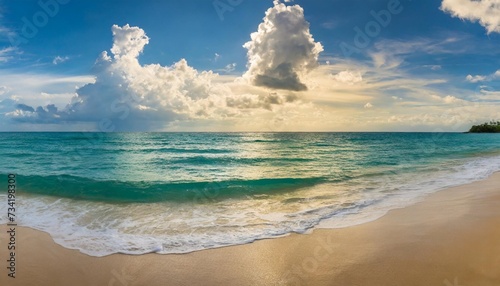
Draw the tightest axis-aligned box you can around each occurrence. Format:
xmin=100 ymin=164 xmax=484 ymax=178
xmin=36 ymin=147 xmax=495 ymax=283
xmin=468 ymin=121 xmax=500 ymax=133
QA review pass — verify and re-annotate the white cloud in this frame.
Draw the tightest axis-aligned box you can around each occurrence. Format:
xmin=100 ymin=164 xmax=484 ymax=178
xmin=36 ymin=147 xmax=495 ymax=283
xmin=2 ymin=2 xmax=499 ymax=132
xmin=110 ymin=24 xmax=150 ymax=59
xmin=466 ymin=69 xmax=500 ymax=82
xmin=53 ymin=56 xmax=69 ymax=65
xmin=331 ymin=70 xmax=363 ymax=85
xmin=440 ymin=0 xmax=500 ymax=34
xmin=466 ymin=74 xmax=487 ymax=83
xmin=6 ymin=24 xmax=301 ymax=130
xmin=243 ymin=1 xmax=323 ymax=91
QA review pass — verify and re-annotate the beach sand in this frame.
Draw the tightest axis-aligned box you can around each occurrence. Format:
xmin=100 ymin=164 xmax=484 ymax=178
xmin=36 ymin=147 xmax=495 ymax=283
xmin=1 ymin=173 xmax=500 ymax=286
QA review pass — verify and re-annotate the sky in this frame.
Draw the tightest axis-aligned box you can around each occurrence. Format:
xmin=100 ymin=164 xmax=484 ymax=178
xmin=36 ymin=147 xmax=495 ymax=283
xmin=0 ymin=0 xmax=499 ymax=132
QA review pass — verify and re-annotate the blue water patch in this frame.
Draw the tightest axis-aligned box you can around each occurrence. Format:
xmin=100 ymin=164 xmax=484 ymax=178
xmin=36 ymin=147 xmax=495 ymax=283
xmin=12 ymin=174 xmax=327 ymax=203
xmin=2 ymin=132 xmax=500 ymax=197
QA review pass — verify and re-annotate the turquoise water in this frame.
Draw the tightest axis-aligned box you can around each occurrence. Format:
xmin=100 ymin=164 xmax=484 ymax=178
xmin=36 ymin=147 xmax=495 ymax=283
xmin=1 ymin=132 xmax=500 ymax=256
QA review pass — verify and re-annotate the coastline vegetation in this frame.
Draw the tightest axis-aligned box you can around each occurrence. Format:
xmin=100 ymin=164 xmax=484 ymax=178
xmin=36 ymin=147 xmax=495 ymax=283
xmin=468 ymin=121 xmax=500 ymax=133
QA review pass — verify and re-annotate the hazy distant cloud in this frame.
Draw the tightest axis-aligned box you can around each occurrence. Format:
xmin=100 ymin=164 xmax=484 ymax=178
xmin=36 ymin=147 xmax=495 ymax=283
xmin=370 ymin=51 xmax=403 ymax=70
xmin=0 ymin=47 xmax=17 ymax=63
xmin=0 ymin=85 xmax=8 ymax=96
xmin=440 ymin=0 xmax=500 ymax=34
xmin=466 ymin=70 xmax=500 ymax=82
xmin=53 ymin=56 xmax=69 ymax=65
xmin=364 ymin=102 xmax=373 ymax=109
xmin=475 ymin=87 xmax=500 ymax=101
xmin=243 ymin=1 xmax=323 ymax=91
xmin=0 ymin=98 xmax=17 ymax=114
xmin=0 ymin=72 xmax=93 ymax=104
xmin=423 ymin=65 xmax=442 ymax=71
xmin=375 ymin=37 xmax=465 ymax=56
xmin=213 ymin=62 xmax=237 ymax=73
xmin=224 ymin=63 xmax=236 ymax=73
xmin=321 ymin=21 xmax=337 ymax=30
xmin=431 ymin=94 xmax=466 ymax=104
xmin=369 ymin=38 xmax=462 ymax=70
xmin=0 ymin=11 xmax=17 ymax=44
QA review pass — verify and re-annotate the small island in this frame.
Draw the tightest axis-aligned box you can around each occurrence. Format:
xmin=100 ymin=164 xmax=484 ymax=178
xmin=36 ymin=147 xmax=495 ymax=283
xmin=468 ymin=121 xmax=500 ymax=133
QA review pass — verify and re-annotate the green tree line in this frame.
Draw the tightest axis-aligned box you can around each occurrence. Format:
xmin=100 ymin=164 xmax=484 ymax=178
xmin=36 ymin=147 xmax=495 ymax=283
xmin=469 ymin=121 xmax=500 ymax=133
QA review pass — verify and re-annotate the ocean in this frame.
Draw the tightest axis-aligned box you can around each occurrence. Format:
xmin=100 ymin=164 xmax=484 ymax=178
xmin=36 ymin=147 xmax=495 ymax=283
xmin=1 ymin=132 xmax=500 ymax=256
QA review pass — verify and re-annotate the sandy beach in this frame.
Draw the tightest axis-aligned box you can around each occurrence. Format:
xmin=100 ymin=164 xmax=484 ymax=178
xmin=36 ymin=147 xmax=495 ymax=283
xmin=2 ymin=173 xmax=500 ymax=286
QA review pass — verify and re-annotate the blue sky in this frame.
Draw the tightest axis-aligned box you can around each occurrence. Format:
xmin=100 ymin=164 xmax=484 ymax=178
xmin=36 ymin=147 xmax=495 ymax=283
xmin=0 ymin=0 xmax=499 ymax=131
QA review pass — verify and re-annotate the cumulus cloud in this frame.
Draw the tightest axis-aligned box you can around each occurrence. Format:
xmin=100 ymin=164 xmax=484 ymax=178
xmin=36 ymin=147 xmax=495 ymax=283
xmin=440 ymin=0 xmax=500 ymax=34
xmin=331 ymin=70 xmax=363 ymax=85
xmin=5 ymin=2 xmax=498 ymax=132
xmin=110 ymin=24 xmax=149 ymax=59
xmin=466 ymin=70 xmax=500 ymax=82
xmin=243 ymin=1 xmax=323 ymax=91
xmin=6 ymin=23 xmax=300 ymax=131
xmin=5 ymin=2 xmax=326 ymax=131
xmin=466 ymin=74 xmax=487 ymax=83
